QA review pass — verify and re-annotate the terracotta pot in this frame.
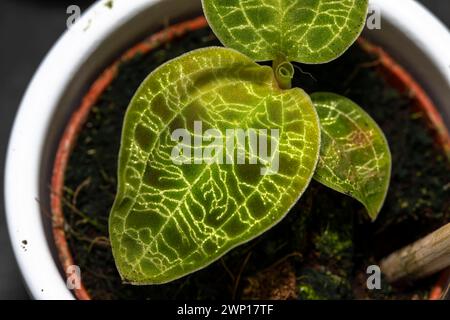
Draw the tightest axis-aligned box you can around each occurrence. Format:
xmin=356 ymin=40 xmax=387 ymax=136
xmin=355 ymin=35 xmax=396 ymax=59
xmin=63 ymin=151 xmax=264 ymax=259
xmin=50 ymin=16 xmax=450 ymax=301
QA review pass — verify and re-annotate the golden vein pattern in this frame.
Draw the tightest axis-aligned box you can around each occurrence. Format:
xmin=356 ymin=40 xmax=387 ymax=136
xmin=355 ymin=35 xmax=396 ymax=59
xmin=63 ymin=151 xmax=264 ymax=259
xmin=109 ymin=48 xmax=320 ymax=284
xmin=203 ymin=0 xmax=369 ymax=63
xmin=312 ymin=92 xmax=391 ymax=220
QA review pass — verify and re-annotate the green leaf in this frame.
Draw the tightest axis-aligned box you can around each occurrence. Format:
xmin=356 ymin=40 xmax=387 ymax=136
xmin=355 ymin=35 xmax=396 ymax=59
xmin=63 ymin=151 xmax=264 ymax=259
xmin=109 ymin=47 xmax=320 ymax=284
xmin=202 ymin=0 xmax=369 ymax=64
xmin=311 ymin=92 xmax=391 ymax=220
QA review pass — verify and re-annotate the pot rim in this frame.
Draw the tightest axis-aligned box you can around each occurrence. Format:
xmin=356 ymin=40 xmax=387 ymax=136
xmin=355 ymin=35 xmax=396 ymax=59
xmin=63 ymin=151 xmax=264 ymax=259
xmin=5 ymin=0 xmax=450 ymax=300
xmin=4 ymin=0 xmax=179 ymax=300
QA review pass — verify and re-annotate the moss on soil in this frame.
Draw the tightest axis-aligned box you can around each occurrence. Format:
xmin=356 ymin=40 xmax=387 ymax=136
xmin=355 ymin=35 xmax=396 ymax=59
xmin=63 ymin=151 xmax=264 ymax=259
xmin=61 ymin=27 xmax=450 ymax=300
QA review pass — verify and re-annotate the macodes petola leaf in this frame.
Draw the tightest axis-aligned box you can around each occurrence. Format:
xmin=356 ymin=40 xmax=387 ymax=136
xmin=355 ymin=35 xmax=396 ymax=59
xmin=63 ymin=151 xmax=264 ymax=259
xmin=202 ymin=0 xmax=369 ymax=64
xmin=109 ymin=47 xmax=320 ymax=284
xmin=312 ymin=92 xmax=391 ymax=220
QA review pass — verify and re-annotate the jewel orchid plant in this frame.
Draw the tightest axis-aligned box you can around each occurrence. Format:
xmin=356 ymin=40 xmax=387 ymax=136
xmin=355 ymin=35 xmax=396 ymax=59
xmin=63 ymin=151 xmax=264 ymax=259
xmin=109 ymin=0 xmax=391 ymax=285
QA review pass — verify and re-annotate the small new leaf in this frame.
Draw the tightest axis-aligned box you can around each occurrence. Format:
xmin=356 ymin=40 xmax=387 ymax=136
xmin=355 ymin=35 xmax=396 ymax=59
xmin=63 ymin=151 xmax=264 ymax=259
xmin=109 ymin=47 xmax=320 ymax=284
xmin=312 ymin=92 xmax=391 ymax=220
xmin=202 ymin=0 xmax=369 ymax=64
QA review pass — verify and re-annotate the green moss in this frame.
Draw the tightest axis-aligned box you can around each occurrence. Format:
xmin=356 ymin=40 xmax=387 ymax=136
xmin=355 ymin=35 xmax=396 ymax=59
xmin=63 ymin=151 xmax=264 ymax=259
xmin=298 ymin=268 xmax=352 ymax=300
xmin=298 ymin=284 xmax=322 ymax=300
xmin=314 ymin=229 xmax=353 ymax=263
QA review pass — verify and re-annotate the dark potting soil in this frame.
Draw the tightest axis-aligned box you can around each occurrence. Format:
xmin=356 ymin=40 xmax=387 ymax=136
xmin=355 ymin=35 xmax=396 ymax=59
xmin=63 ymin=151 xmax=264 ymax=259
xmin=62 ymin=26 xmax=450 ymax=300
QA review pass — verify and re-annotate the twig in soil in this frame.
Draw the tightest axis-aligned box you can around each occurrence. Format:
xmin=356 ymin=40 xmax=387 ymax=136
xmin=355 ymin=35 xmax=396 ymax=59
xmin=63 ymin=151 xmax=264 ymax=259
xmin=343 ymin=59 xmax=381 ymax=89
xmin=63 ymin=186 xmax=74 ymax=197
xmin=72 ymin=177 xmax=92 ymax=207
xmin=442 ymin=280 xmax=450 ymax=300
xmin=293 ymin=64 xmax=317 ymax=82
xmin=263 ymin=252 xmax=303 ymax=273
xmin=87 ymin=236 xmax=111 ymax=252
xmin=380 ymin=222 xmax=450 ymax=283
xmin=55 ymin=189 xmax=106 ymax=232
xmin=220 ymin=258 xmax=235 ymax=282
xmin=173 ymin=278 xmax=191 ymax=299
xmin=232 ymin=252 xmax=252 ymax=300
xmin=96 ymin=162 xmax=116 ymax=187
xmin=64 ymin=224 xmax=109 ymax=249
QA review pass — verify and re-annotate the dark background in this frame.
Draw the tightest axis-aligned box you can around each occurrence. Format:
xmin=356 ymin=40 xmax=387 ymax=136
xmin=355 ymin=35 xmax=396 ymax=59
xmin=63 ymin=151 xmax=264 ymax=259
xmin=0 ymin=0 xmax=449 ymax=300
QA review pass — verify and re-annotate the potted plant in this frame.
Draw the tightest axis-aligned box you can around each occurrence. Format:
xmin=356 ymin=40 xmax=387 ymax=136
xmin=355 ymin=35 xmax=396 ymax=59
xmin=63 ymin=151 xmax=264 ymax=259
xmin=5 ymin=0 xmax=450 ymax=300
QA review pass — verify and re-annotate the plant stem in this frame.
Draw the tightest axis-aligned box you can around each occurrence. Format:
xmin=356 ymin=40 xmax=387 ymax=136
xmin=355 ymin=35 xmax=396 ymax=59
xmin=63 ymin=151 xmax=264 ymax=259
xmin=380 ymin=222 xmax=450 ymax=283
xmin=273 ymin=57 xmax=294 ymax=90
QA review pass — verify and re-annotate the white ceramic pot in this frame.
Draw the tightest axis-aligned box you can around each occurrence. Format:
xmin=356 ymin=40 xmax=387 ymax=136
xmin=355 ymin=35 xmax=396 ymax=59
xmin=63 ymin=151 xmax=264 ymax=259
xmin=4 ymin=0 xmax=450 ymax=300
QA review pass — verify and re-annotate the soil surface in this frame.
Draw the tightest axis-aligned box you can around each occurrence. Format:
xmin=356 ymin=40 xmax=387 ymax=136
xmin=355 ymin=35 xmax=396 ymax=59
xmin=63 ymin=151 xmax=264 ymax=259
xmin=61 ymin=27 xmax=450 ymax=300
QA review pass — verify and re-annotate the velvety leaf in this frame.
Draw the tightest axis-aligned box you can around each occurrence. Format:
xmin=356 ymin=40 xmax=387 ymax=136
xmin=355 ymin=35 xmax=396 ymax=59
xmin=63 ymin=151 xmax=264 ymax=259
xmin=110 ymin=47 xmax=320 ymax=284
xmin=311 ymin=92 xmax=391 ymax=220
xmin=202 ymin=0 xmax=369 ymax=64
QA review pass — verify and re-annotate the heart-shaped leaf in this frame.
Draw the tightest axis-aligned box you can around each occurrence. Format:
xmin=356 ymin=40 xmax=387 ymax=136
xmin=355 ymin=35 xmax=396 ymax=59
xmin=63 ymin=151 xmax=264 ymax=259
xmin=109 ymin=47 xmax=320 ymax=284
xmin=311 ymin=92 xmax=391 ymax=220
xmin=202 ymin=0 xmax=369 ymax=64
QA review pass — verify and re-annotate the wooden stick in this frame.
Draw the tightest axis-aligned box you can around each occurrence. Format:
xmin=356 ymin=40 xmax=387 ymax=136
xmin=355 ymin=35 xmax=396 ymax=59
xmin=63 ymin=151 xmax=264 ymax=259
xmin=380 ymin=223 xmax=450 ymax=283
